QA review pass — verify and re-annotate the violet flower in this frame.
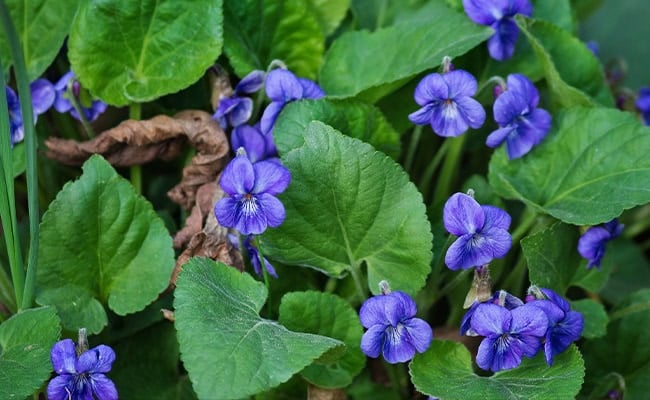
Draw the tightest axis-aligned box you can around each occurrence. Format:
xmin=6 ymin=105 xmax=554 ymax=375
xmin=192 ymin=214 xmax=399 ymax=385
xmin=360 ymin=290 xmax=433 ymax=364
xmin=228 ymin=234 xmax=278 ymax=278
xmin=486 ymin=73 xmax=552 ymax=159
xmin=47 ymin=338 xmax=117 ymax=400
xmin=578 ymin=219 xmax=623 ymax=269
xmin=54 ymin=71 xmax=107 ymax=122
xmin=408 ymin=70 xmax=486 ymax=137
xmin=231 ymin=123 xmax=278 ymax=163
xmin=213 ymin=70 xmax=265 ymax=129
xmin=470 ymin=302 xmax=547 ymax=372
xmin=635 ymin=87 xmax=650 ymax=125
xmin=526 ymin=287 xmax=584 ymax=365
xmin=461 ymin=290 xmax=523 ymax=336
xmin=6 ymin=79 xmax=55 ymax=145
xmin=463 ymin=0 xmax=533 ymax=61
xmin=214 ymin=151 xmax=291 ymax=235
xmin=443 ymin=192 xmax=512 ymax=270
xmin=260 ymin=69 xmax=324 ymax=135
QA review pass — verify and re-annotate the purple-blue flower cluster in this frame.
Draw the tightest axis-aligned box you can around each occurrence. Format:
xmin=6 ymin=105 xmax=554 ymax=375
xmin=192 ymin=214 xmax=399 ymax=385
xmin=231 ymin=123 xmax=278 ymax=163
xmin=5 ymin=79 xmax=55 ymax=146
xmin=486 ymin=73 xmax=552 ymax=159
xmin=463 ymin=0 xmax=533 ymax=61
xmin=578 ymin=219 xmax=623 ymax=269
xmin=359 ymin=285 xmax=433 ymax=364
xmin=213 ymin=70 xmax=265 ymax=130
xmin=443 ymin=192 xmax=512 ymax=270
xmin=635 ymin=87 xmax=650 ymax=125
xmin=462 ymin=287 xmax=583 ymax=371
xmin=48 ymin=335 xmax=117 ymax=400
xmin=228 ymin=233 xmax=278 ymax=278
xmin=54 ymin=71 xmax=107 ymax=122
xmin=408 ymin=69 xmax=486 ymax=137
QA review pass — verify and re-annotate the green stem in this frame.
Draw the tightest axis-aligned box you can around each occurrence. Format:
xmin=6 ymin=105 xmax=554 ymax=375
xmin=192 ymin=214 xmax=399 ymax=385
xmin=418 ymin=139 xmax=451 ymax=197
xmin=0 ymin=259 xmax=16 ymax=313
xmin=347 ymin=264 xmax=367 ymax=303
xmin=129 ymin=103 xmax=142 ymax=194
xmin=0 ymin=2 xmax=39 ymax=310
xmin=254 ymin=236 xmax=272 ymax=316
xmin=432 ymin=135 xmax=466 ymax=208
xmin=502 ymin=253 xmax=528 ymax=296
xmin=511 ymin=208 xmax=538 ymax=245
xmin=403 ymin=125 xmax=422 ymax=173
xmin=384 ymin=361 xmax=405 ymax=400
xmin=69 ymin=94 xmax=96 ymax=139
xmin=432 ymin=268 xmax=471 ymax=304
xmin=0 ymin=59 xmax=24 ymax=309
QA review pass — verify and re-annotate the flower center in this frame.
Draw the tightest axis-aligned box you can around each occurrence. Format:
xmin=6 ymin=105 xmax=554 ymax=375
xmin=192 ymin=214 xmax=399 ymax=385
xmin=241 ymin=194 xmax=259 ymax=216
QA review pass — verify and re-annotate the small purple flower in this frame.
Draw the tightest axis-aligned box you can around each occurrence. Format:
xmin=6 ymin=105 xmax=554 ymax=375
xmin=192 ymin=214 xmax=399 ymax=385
xmin=54 ymin=71 xmax=107 ymax=122
xmin=586 ymin=41 xmax=600 ymax=57
xmin=461 ymin=290 xmax=523 ymax=336
xmin=463 ymin=0 xmax=533 ymax=61
xmin=360 ymin=290 xmax=433 ymax=364
xmin=486 ymin=73 xmax=552 ymax=159
xmin=47 ymin=338 xmax=117 ymax=400
xmin=471 ymin=302 xmax=547 ymax=372
xmin=213 ymin=70 xmax=265 ymax=130
xmin=635 ymin=87 xmax=650 ymax=125
xmin=214 ymin=151 xmax=291 ymax=235
xmin=526 ymin=288 xmax=584 ymax=365
xmin=229 ymin=234 xmax=278 ymax=278
xmin=6 ymin=79 xmax=55 ymax=145
xmin=408 ymin=70 xmax=486 ymax=137
xmin=231 ymin=123 xmax=278 ymax=163
xmin=578 ymin=219 xmax=623 ymax=269
xmin=260 ymin=69 xmax=325 ymax=135
xmin=443 ymin=192 xmax=512 ymax=270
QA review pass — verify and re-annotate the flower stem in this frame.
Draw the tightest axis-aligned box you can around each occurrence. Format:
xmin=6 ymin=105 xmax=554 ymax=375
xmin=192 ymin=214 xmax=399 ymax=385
xmin=347 ymin=264 xmax=367 ymax=303
xmin=69 ymin=94 xmax=96 ymax=138
xmin=432 ymin=135 xmax=466 ymax=209
xmin=0 ymin=1 xmax=40 ymax=310
xmin=255 ymin=236 xmax=272 ymax=316
xmin=129 ymin=103 xmax=142 ymax=195
xmin=432 ymin=268 xmax=472 ymax=304
xmin=403 ymin=125 xmax=422 ymax=173
xmin=418 ymin=139 xmax=451 ymax=197
xmin=0 ymin=258 xmax=16 ymax=313
xmin=384 ymin=361 xmax=405 ymax=400
xmin=502 ymin=254 xmax=528 ymax=296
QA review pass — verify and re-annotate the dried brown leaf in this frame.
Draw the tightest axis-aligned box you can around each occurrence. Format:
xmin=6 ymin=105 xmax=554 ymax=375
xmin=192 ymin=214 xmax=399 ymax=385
xmin=308 ymin=385 xmax=347 ymax=400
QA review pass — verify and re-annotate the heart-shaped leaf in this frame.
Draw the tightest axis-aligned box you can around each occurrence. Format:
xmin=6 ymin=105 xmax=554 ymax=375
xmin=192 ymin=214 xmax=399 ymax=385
xmin=262 ymin=121 xmax=432 ymax=295
xmin=36 ymin=155 xmax=175 ymax=334
xmin=174 ymin=257 xmax=342 ymax=399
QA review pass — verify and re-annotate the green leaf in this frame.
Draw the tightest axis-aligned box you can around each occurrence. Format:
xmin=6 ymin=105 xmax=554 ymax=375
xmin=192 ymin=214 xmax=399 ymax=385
xmin=278 ymin=291 xmax=365 ymax=388
xmin=68 ymin=0 xmax=223 ymax=106
xmin=350 ymin=0 xmax=429 ymax=30
xmin=0 ymin=0 xmax=80 ymax=81
xmin=533 ymin=0 xmax=574 ymax=31
xmin=36 ymin=155 xmax=175 ymax=334
xmin=411 ymin=340 xmax=585 ymax=400
xmin=571 ymin=299 xmax=608 ymax=339
xmin=599 ymin=239 xmax=650 ymax=304
xmin=174 ymin=258 xmax=342 ymax=399
xmin=488 ymin=107 xmax=650 ymax=225
xmin=522 ymin=222 xmax=610 ymax=294
xmin=12 ymin=142 xmax=25 ymax=177
xmin=0 ymin=307 xmax=61 ymax=399
xmin=582 ymin=289 xmax=650 ymax=399
xmin=516 ymin=16 xmax=613 ymax=108
xmin=320 ymin=2 xmax=492 ymax=100
xmin=224 ymin=0 xmax=324 ymax=80
xmin=111 ymin=322 xmax=196 ymax=400
xmin=274 ymin=98 xmax=401 ymax=159
xmin=308 ymin=0 xmax=349 ymax=36
xmin=262 ymin=121 xmax=432 ymax=295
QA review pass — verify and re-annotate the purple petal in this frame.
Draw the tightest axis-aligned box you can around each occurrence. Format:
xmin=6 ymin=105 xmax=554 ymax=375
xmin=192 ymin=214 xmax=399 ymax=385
xmin=235 ymin=70 xmax=265 ymax=94
xmin=486 ymin=126 xmax=515 ymax=148
xmin=493 ymin=90 xmax=528 ymax=127
xmin=460 ymin=302 xmax=479 ymax=335
xmin=506 ymin=73 xmax=540 ymax=108
xmin=471 ymin=303 xmax=511 ymax=336
xmin=413 ymin=73 xmax=448 ymax=106
xmin=444 ymin=70 xmax=479 ymax=98
xmin=408 ymin=104 xmax=435 ymax=126
xmin=30 ymin=79 xmax=55 ymax=116
xmin=510 ymin=304 xmax=548 ymax=337
xmin=578 ymin=226 xmax=610 ymax=268
xmin=604 ymin=219 xmax=624 ymax=238
xmin=47 ymin=375 xmax=75 ymax=400
xmin=232 ymin=125 xmax=268 ymax=163
xmin=237 ymin=198 xmax=268 ymax=235
xmin=445 ymin=235 xmax=490 ymax=270
xmin=260 ymin=101 xmax=285 ymax=135
xmin=443 ymin=192 xmax=485 ymax=236
xmin=249 ymin=246 xmax=279 ymax=278
xmin=386 ymin=292 xmax=418 ymax=325
xmin=50 ymin=339 xmax=77 ymax=374
xmin=54 ymin=71 xmax=75 ymax=91
xmin=550 ymin=310 xmax=584 ymax=355
xmin=429 ymin=101 xmax=470 ymax=137
xmin=514 ymin=333 xmax=541 ymax=358
xmin=360 ymin=295 xmax=392 ymax=328
xmin=90 ymin=374 xmax=118 ymax=400
xmin=214 ymin=197 xmax=240 ymax=229
xmin=488 ymin=18 xmax=520 ymax=61
xmin=252 ymin=160 xmax=291 ymax=195
xmin=257 ymin=193 xmax=286 ymax=228
xmin=540 ymin=288 xmax=571 ymax=313
xmin=636 ymin=88 xmax=650 ymax=113
xmin=508 ymin=0 xmax=533 ymax=16
xmin=76 ymin=345 xmax=116 ymax=374
xmin=383 ymin=325 xmax=416 ymax=363
xmin=265 ymin=69 xmax=303 ymax=102
xmin=298 ymin=77 xmax=325 ymax=99
xmin=403 ymin=317 xmax=433 ymax=353
xmin=220 ymin=155 xmax=255 ymax=195
xmin=360 ymin=324 xmax=385 ymax=358
xmin=476 ymin=335 xmax=524 ymax=371
xmin=479 ymin=227 xmax=512 ymax=259
xmin=481 ymin=205 xmax=511 ymax=230
xmin=454 ymin=96 xmax=486 ymax=129
xmin=528 ymin=299 xmax=565 ymax=325
xmin=462 ymin=0 xmax=509 ymax=25
xmin=54 ymin=94 xmax=72 ymax=113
